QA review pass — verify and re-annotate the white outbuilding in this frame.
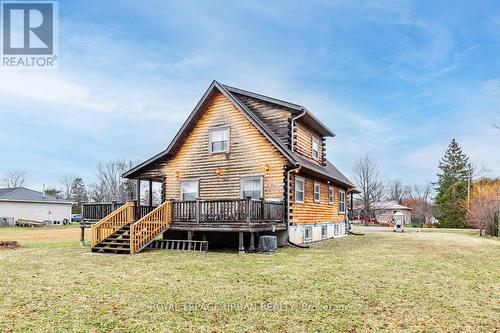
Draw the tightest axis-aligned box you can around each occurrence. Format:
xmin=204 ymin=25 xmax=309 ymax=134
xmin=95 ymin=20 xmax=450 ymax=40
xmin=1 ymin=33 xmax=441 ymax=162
xmin=0 ymin=187 xmax=72 ymax=226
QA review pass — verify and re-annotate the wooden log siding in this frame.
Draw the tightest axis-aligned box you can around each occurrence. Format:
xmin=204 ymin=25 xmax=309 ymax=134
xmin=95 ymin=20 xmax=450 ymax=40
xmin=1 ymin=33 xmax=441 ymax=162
xmin=294 ymin=120 xmax=324 ymax=165
xmin=232 ymin=93 xmax=292 ymax=146
xmin=163 ymin=92 xmax=287 ymax=201
xmin=290 ymin=173 xmax=347 ymax=225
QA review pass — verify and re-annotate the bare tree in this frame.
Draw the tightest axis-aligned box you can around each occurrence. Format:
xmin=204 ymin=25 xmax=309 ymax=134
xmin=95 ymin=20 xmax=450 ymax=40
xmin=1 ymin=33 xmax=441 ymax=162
xmin=352 ymin=154 xmax=385 ymax=225
xmin=1 ymin=170 xmax=26 ymax=188
xmin=402 ymin=184 xmax=435 ymax=226
xmin=89 ymin=160 xmax=138 ymax=202
xmin=60 ymin=174 xmax=77 ymax=200
xmin=467 ymin=178 xmax=500 ymax=236
xmin=386 ymin=180 xmax=406 ymax=202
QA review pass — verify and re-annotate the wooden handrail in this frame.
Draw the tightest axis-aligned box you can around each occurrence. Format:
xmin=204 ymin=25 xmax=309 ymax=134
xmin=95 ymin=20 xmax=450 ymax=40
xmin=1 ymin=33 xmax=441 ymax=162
xmin=130 ymin=201 xmax=172 ymax=254
xmin=91 ymin=202 xmax=135 ymax=247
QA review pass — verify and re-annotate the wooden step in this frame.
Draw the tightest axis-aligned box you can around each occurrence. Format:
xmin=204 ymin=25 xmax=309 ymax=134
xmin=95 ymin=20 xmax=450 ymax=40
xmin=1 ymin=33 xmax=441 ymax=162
xmin=91 ymin=247 xmax=130 ymax=254
xmin=97 ymin=241 xmax=130 ymax=247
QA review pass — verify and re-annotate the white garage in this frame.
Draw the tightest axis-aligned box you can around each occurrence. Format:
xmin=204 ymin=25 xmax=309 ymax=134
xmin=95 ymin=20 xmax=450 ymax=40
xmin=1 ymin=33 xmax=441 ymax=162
xmin=0 ymin=187 xmax=72 ymax=225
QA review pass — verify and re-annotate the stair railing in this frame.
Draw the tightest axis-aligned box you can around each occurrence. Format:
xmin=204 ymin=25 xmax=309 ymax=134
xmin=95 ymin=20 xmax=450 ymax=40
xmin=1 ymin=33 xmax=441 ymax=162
xmin=130 ymin=201 xmax=172 ymax=254
xmin=91 ymin=202 xmax=135 ymax=247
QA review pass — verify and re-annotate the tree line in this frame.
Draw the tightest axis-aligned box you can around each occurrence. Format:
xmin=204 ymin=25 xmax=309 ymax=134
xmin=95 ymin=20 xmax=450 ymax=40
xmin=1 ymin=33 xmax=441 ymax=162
xmin=353 ymin=139 xmax=499 ymax=234
xmin=0 ymin=160 xmax=158 ymax=214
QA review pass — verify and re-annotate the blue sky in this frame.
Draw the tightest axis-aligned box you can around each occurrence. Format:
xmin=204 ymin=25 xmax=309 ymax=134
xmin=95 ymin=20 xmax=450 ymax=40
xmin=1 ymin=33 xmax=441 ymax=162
xmin=1 ymin=0 xmax=499 ymax=191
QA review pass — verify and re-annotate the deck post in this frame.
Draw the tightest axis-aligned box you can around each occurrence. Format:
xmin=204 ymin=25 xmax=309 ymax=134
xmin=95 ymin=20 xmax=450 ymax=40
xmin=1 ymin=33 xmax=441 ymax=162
xmin=260 ymin=197 xmax=265 ymax=222
xmin=249 ymin=232 xmax=255 ymax=251
xmin=187 ymin=231 xmax=193 ymax=250
xmin=136 ymin=180 xmax=141 ymax=220
xmin=246 ymin=196 xmax=252 ymax=224
xmin=238 ymin=231 xmax=245 ymax=254
xmin=148 ymin=179 xmax=153 ymax=209
xmin=80 ymin=225 xmax=85 ymax=246
xmin=195 ymin=198 xmax=201 ymax=223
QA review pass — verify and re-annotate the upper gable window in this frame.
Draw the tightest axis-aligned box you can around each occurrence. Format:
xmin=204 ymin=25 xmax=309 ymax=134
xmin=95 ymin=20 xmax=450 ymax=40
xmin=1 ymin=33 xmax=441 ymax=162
xmin=209 ymin=127 xmax=230 ymax=153
xmin=312 ymin=140 xmax=320 ymax=160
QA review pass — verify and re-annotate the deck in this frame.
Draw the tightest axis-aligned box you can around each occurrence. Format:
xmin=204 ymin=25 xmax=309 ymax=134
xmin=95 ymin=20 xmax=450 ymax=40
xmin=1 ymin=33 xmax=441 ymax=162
xmin=82 ymin=198 xmax=286 ymax=233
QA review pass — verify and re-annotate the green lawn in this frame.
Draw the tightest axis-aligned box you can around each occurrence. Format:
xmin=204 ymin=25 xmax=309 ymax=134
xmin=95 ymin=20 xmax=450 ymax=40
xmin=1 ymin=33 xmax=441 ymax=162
xmin=0 ymin=226 xmax=499 ymax=332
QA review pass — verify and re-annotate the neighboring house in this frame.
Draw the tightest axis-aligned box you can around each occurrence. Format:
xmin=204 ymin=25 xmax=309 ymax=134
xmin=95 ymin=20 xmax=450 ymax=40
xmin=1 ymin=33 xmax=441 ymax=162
xmin=0 ymin=187 xmax=72 ymax=225
xmin=353 ymin=201 xmax=412 ymax=224
xmin=88 ymin=81 xmax=356 ymax=253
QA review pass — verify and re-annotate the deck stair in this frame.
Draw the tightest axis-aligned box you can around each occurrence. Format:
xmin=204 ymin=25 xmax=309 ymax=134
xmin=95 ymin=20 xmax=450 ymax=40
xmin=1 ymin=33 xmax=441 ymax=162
xmin=91 ymin=224 xmax=131 ymax=254
xmin=91 ymin=201 xmax=173 ymax=255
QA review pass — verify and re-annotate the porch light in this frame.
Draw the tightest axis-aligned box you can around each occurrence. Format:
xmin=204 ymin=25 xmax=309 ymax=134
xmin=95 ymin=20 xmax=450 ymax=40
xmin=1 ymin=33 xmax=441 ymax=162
xmin=215 ymin=168 xmax=223 ymax=176
xmin=175 ymin=171 xmax=180 ymax=180
xmin=264 ymin=164 xmax=271 ymax=172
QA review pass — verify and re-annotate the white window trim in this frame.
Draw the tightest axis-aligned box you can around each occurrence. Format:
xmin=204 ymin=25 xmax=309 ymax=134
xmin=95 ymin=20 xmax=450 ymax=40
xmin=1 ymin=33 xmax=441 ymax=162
xmin=312 ymin=139 xmax=320 ymax=160
xmin=295 ymin=176 xmax=305 ymax=204
xmin=321 ymin=225 xmax=327 ymax=239
xmin=180 ymin=179 xmax=199 ymax=201
xmin=240 ymin=176 xmax=264 ymax=199
xmin=339 ymin=190 xmax=346 ymax=214
xmin=328 ymin=186 xmax=334 ymax=204
xmin=208 ymin=126 xmax=230 ymax=154
xmin=314 ymin=181 xmax=321 ymax=203
xmin=304 ymin=226 xmax=313 ymax=242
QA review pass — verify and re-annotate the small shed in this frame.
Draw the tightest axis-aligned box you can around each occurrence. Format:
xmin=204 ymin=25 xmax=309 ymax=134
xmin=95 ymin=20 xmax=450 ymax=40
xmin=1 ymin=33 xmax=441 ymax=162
xmin=0 ymin=187 xmax=73 ymax=225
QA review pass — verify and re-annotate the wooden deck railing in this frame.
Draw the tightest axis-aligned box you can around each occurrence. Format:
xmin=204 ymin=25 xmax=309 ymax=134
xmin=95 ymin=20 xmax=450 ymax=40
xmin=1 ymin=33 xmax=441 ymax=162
xmin=83 ymin=202 xmax=157 ymax=222
xmin=130 ymin=201 xmax=172 ymax=254
xmin=172 ymin=198 xmax=285 ymax=224
xmin=83 ymin=202 xmax=125 ymax=221
xmin=91 ymin=202 xmax=135 ymax=247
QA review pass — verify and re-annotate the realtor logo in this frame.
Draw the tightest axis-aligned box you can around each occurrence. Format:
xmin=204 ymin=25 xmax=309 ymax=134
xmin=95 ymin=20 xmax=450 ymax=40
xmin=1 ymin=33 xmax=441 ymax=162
xmin=1 ymin=0 xmax=58 ymax=68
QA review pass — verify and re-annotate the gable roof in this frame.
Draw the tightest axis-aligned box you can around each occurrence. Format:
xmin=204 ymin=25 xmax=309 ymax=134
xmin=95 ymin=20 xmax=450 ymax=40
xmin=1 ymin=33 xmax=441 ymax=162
xmin=354 ymin=201 xmax=412 ymax=211
xmin=123 ymin=81 xmax=354 ymax=189
xmin=0 ymin=187 xmax=73 ymax=204
xmin=223 ymin=84 xmax=335 ymax=137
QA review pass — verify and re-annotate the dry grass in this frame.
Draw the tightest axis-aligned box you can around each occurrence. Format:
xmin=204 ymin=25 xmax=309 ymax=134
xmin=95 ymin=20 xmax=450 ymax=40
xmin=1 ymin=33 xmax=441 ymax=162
xmin=0 ymin=226 xmax=499 ymax=332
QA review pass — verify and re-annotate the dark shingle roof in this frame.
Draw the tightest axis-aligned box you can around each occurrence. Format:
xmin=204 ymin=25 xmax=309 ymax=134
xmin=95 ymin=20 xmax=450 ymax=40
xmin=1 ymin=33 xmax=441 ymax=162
xmin=0 ymin=187 xmax=73 ymax=204
xmin=123 ymin=81 xmax=355 ymax=189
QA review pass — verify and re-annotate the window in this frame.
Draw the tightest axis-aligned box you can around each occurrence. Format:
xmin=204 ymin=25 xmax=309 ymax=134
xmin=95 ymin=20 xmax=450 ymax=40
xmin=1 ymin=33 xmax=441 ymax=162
xmin=376 ymin=209 xmax=386 ymax=215
xmin=241 ymin=176 xmax=263 ymax=199
xmin=304 ymin=226 xmax=312 ymax=242
xmin=180 ymin=180 xmax=199 ymax=201
xmin=295 ymin=177 xmax=305 ymax=203
xmin=314 ymin=182 xmax=321 ymax=203
xmin=328 ymin=186 xmax=334 ymax=204
xmin=339 ymin=190 xmax=346 ymax=213
xmin=209 ymin=127 xmax=230 ymax=153
xmin=312 ymin=140 xmax=320 ymax=160
xmin=321 ymin=225 xmax=327 ymax=239
xmin=334 ymin=224 xmax=339 ymax=236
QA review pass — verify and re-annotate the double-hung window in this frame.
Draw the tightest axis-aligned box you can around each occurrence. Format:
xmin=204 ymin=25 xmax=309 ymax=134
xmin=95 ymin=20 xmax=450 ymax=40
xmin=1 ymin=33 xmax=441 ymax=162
xmin=241 ymin=176 xmax=263 ymax=199
xmin=180 ymin=180 xmax=199 ymax=201
xmin=339 ymin=190 xmax=346 ymax=214
xmin=328 ymin=186 xmax=334 ymax=204
xmin=312 ymin=140 xmax=320 ymax=160
xmin=209 ymin=127 xmax=230 ymax=153
xmin=295 ymin=177 xmax=305 ymax=203
xmin=314 ymin=182 xmax=321 ymax=203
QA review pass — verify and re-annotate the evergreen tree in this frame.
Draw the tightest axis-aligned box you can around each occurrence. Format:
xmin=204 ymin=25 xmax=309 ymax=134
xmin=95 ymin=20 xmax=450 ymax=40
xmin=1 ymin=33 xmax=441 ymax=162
xmin=70 ymin=178 xmax=88 ymax=214
xmin=435 ymin=139 xmax=471 ymax=228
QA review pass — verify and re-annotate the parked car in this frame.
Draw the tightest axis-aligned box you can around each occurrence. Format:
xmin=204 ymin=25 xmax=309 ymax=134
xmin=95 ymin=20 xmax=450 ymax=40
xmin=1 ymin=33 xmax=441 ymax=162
xmin=71 ymin=214 xmax=82 ymax=222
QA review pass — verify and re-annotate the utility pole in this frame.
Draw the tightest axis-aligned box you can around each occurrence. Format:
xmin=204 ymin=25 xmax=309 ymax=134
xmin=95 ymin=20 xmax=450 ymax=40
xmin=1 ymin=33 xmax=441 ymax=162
xmin=467 ymin=165 xmax=472 ymax=211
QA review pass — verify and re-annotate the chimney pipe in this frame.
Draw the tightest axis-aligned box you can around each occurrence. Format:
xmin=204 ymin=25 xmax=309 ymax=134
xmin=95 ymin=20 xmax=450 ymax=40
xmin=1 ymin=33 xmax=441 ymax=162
xmin=42 ymin=184 xmax=46 ymax=199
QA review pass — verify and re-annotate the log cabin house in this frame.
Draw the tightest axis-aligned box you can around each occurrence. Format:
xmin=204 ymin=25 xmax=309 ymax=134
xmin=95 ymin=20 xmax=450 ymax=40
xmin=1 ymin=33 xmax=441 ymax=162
xmin=87 ymin=81 xmax=356 ymax=254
